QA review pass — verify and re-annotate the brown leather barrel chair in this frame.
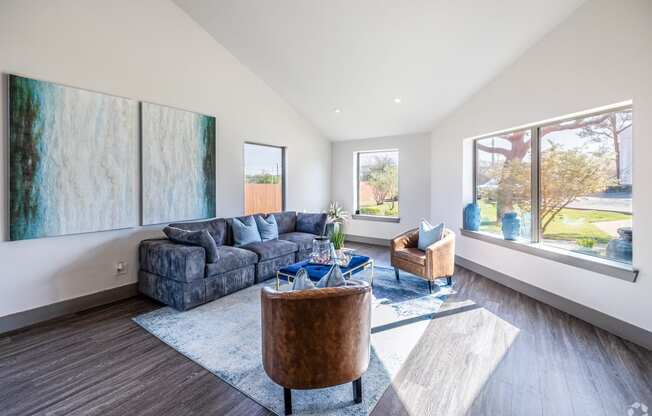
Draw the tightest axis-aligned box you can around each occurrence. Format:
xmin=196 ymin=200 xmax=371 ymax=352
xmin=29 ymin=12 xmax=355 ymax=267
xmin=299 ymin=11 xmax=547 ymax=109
xmin=391 ymin=228 xmax=455 ymax=293
xmin=261 ymin=280 xmax=372 ymax=415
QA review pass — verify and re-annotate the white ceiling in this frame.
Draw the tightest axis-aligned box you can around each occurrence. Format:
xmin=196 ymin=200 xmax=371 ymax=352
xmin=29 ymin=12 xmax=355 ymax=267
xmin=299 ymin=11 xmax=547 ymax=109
xmin=174 ymin=0 xmax=586 ymax=140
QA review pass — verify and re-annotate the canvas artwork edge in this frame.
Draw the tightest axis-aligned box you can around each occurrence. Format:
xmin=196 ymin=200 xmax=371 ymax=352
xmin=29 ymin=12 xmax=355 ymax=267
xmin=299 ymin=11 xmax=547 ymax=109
xmin=140 ymin=101 xmax=217 ymax=226
xmin=7 ymin=74 xmax=140 ymax=241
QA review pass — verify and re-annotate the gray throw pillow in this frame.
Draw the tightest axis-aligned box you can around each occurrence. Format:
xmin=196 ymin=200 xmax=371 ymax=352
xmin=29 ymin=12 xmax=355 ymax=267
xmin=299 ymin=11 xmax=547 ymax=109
xmin=255 ymin=215 xmax=279 ymax=241
xmin=316 ymin=264 xmax=346 ymax=288
xmin=232 ymin=216 xmax=262 ymax=247
xmin=292 ymin=268 xmax=315 ymax=291
xmin=163 ymin=226 xmax=219 ymax=263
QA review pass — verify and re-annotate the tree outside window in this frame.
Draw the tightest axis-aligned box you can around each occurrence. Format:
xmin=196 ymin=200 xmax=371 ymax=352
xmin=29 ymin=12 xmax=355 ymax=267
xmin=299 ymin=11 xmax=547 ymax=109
xmin=357 ymin=151 xmax=399 ymax=217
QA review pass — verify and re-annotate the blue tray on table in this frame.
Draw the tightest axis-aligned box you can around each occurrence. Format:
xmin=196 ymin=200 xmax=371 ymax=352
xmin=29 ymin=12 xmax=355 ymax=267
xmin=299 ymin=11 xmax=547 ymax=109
xmin=275 ymin=255 xmax=374 ymax=289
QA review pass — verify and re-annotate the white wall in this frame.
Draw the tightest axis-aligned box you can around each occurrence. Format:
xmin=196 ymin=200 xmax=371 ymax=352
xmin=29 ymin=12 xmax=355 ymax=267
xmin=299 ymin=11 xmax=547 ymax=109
xmin=0 ymin=0 xmax=331 ymax=318
xmin=331 ymin=133 xmax=431 ymax=240
xmin=430 ymin=0 xmax=652 ymax=331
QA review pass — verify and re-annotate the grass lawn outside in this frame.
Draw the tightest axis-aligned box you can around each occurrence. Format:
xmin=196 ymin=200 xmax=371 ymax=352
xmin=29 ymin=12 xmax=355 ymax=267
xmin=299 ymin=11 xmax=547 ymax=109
xmin=359 ymin=201 xmax=399 ymax=217
xmin=477 ymin=200 xmax=631 ymax=244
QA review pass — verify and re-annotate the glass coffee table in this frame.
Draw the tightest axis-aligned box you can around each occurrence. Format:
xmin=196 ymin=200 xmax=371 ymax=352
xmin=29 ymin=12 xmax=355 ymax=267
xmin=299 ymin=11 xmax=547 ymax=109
xmin=276 ymin=255 xmax=374 ymax=290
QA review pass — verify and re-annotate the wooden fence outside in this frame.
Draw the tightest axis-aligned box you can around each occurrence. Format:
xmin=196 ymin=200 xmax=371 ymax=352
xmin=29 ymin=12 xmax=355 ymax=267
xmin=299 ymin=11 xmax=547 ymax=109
xmin=245 ymin=183 xmax=283 ymax=214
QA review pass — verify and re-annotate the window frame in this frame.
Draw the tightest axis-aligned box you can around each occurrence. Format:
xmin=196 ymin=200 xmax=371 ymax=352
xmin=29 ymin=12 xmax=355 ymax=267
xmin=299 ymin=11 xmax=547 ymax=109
xmin=353 ymin=149 xmax=400 ymax=223
xmin=469 ymin=104 xmax=637 ymax=282
xmin=243 ymin=141 xmax=286 ymax=214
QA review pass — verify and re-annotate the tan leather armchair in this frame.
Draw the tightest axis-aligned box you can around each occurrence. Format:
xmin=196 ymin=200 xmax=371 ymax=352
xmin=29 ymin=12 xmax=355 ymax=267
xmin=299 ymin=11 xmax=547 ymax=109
xmin=261 ymin=280 xmax=372 ymax=415
xmin=391 ymin=228 xmax=455 ymax=293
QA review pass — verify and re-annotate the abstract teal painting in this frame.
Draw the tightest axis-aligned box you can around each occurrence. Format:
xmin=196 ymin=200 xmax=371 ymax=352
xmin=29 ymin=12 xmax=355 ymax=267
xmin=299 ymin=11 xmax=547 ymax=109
xmin=141 ymin=103 xmax=216 ymax=225
xmin=9 ymin=75 xmax=139 ymax=240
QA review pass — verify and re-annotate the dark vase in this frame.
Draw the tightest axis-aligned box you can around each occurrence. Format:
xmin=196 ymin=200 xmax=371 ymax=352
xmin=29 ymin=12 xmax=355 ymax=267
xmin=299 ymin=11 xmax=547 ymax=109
xmin=501 ymin=212 xmax=521 ymax=241
xmin=463 ymin=203 xmax=481 ymax=231
xmin=606 ymin=227 xmax=633 ymax=263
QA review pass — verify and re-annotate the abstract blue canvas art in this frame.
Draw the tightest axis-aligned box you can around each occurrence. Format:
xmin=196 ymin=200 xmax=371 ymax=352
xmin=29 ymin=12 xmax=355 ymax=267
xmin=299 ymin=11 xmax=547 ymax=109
xmin=141 ymin=103 xmax=216 ymax=225
xmin=9 ymin=75 xmax=139 ymax=240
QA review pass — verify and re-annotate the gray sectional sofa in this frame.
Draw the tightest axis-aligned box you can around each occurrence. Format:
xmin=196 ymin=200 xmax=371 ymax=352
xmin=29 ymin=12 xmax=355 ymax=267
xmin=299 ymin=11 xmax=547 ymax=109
xmin=138 ymin=211 xmax=327 ymax=310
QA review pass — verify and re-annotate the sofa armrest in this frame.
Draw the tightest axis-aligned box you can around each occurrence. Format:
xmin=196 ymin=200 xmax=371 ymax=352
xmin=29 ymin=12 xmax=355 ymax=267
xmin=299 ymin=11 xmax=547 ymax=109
xmin=139 ymin=239 xmax=206 ymax=282
xmin=425 ymin=230 xmax=455 ymax=277
xmin=391 ymin=228 xmax=419 ymax=251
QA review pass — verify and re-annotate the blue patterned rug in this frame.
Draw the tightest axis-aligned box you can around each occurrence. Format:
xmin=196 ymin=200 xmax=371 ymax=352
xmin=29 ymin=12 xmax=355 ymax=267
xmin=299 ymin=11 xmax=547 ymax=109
xmin=134 ymin=267 xmax=454 ymax=415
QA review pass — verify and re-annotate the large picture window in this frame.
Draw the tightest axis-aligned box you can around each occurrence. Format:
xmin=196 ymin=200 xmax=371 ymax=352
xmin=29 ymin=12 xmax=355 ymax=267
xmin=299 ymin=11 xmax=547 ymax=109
xmin=356 ymin=150 xmax=399 ymax=218
xmin=474 ymin=106 xmax=633 ymax=265
xmin=244 ymin=143 xmax=285 ymax=215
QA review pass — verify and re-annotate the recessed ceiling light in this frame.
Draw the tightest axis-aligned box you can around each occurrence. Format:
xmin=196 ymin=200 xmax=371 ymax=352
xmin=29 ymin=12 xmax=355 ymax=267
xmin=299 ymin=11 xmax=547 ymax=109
xmin=334 ymin=108 xmax=342 ymax=113
xmin=393 ymin=98 xmax=401 ymax=104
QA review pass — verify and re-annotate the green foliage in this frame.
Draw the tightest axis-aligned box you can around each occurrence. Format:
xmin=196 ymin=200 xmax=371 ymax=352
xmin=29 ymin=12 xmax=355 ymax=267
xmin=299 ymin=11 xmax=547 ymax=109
xmin=364 ymin=156 xmax=398 ymax=205
xmin=246 ymin=171 xmax=280 ymax=184
xmin=539 ymin=142 xmax=615 ymax=232
xmin=576 ymin=238 xmax=596 ymax=249
xmin=330 ymin=228 xmax=345 ymax=250
xmin=359 ymin=202 xmax=399 ymax=217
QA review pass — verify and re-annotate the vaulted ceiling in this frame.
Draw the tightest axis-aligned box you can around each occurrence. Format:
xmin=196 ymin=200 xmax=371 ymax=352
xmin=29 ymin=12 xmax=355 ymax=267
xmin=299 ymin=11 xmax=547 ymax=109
xmin=174 ymin=0 xmax=586 ymax=140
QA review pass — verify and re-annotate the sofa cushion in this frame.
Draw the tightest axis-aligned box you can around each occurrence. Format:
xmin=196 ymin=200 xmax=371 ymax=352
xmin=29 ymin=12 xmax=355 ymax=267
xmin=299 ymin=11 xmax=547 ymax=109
xmin=163 ymin=226 xmax=219 ymax=263
xmin=296 ymin=212 xmax=327 ymax=235
xmin=278 ymin=232 xmax=315 ymax=252
xmin=241 ymin=239 xmax=298 ymax=261
xmin=255 ymin=215 xmax=279 ymax=241
xmin=394 ymin=247 xmax=426 ymax=266
xmin=271 ymin=211 xmax=297 ymax=234
xmin=169 ymin=218 xmax=228 ymax=246
xmin=205 ymin=246 xmax=258 ymax=276
xmin=232 ymin=216 xmax=262 ymax=247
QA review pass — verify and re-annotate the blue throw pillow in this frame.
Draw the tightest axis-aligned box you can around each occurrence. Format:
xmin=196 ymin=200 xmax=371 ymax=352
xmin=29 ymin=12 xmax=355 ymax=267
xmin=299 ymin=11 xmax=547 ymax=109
xmin=232 ymin=216 xmax=262 ymax=247
xmin=316 ymin=264 xmax=346 ymax=288
xmin=417 ymin=220 xmax=444 ymax=251
xmin=255 ymin=215 xmax=279 ymax=241
xmin=292 ymin=268 xmax=315 ymax=291
xmin=163 ymin=226 xmax=219 ymax=263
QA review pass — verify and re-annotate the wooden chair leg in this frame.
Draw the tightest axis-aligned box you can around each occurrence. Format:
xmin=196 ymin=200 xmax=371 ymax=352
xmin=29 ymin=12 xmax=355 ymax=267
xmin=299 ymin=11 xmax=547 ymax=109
xmin=284 ymin=388 xmax=292 ymax=415
xmin=353 ymin=377 xmax=362 ymax=404
xmin=394 ymin=267 xmax=400 ymax=281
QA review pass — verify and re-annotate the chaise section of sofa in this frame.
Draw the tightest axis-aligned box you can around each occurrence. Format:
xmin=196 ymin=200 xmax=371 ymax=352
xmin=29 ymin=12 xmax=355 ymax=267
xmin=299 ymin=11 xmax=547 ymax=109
xmin=137 ymin=211 xmax=328 ymax=310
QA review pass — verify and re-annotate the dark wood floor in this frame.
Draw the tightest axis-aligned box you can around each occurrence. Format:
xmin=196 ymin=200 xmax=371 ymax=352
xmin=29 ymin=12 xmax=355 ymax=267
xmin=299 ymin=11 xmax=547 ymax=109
xmin=1 ymin=243 xmax=650 ymax=415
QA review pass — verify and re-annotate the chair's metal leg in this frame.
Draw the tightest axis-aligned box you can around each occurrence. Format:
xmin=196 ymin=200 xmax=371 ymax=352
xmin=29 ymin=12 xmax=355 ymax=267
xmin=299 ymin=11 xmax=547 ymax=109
xmin=394 ymin=267 xmax=400 ymax=281
xmin=447 ymin=276 xmax=452 ymax=286
xmin=276 ymin=272 xmax=280 ymax=290
xmin=353 ymin=377 xmax=362 ymax=404
xmin=370 ymin=261 xmax=375 ymax=287
xmin=428 ymin=280 xmax=433 ymax=294
xmin=284 ymin=388 xmax=292 ymax=415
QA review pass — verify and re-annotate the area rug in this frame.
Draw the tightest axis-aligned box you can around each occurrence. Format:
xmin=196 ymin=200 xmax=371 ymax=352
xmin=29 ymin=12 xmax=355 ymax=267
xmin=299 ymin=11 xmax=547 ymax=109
xmin=134 ymin=267 xmax=453 ymax=415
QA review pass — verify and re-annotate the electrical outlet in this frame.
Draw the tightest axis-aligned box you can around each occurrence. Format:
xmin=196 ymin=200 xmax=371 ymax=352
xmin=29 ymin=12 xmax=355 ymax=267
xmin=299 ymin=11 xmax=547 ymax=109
xmin=116 ymin=261 xmax=128 ymax=276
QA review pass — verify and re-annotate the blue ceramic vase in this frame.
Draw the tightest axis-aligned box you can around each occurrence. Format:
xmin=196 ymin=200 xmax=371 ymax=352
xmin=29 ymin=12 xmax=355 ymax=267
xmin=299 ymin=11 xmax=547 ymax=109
xmin=501 ymin=212 xmax=521 ymax=241
xmin=606 ymin=227 xmax=633 ymax=263
xmin=463 ymin=203 xmax=481 ymax=231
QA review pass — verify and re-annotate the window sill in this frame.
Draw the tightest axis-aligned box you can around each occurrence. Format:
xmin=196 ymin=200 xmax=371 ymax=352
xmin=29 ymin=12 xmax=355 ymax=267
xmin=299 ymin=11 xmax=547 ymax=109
xmin=459 ymin=229 xmax=638 ymax=282
xmin=352 ymin=214 xmax=400 ymax=223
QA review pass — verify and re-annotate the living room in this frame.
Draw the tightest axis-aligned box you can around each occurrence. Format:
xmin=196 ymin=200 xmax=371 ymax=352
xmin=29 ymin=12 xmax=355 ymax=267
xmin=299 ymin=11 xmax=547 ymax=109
xmin=1 ymin=1 xmax=650 ymax=415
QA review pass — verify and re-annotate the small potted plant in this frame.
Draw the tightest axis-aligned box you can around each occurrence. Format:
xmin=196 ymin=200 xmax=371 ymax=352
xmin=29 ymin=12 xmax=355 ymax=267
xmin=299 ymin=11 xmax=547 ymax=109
xmin=329 ymin=227 xmax=350 ymax=266
xmin=326 ymin=202 xmax=350 ymax=236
